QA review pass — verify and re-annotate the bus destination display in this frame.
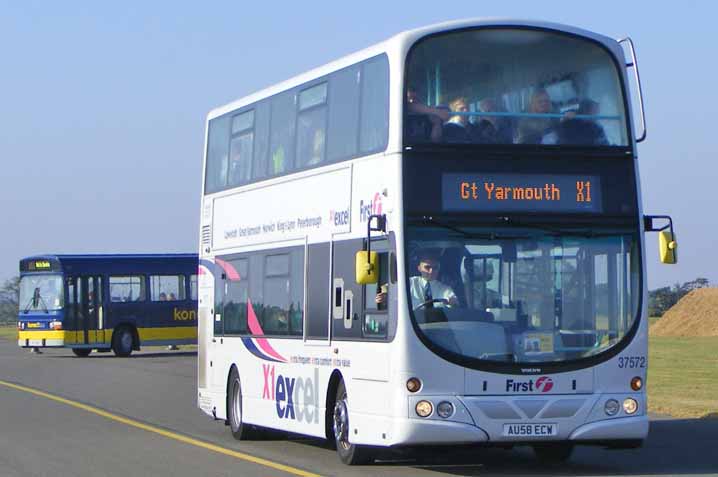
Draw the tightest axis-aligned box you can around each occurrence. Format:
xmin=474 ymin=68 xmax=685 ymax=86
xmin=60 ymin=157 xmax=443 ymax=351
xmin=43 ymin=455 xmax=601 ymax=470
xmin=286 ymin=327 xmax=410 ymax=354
xmin=442 ymin=173 xmax=602 ymax=213
xmin=21 ymin=259 xmax=59 ymax=272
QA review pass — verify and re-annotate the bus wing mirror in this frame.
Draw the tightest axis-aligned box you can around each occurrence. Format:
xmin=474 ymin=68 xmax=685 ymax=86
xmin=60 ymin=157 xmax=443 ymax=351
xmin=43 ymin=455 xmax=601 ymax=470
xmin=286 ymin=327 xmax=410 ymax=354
xmin=659 ymin=231 xmax=677 ymax=264
xmin=644 ymin=215 xmax=677 ymax=264
xmin=355 ymin=251 xmax=378 ymax=284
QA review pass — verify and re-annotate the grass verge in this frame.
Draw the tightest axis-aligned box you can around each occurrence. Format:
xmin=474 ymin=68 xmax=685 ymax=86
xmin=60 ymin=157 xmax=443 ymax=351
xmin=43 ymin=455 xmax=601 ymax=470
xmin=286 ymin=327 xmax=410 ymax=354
xmin=0 ymin=324 xmax=17 ymax=340
xmin=648 ymin=336 xmax=718 ymax=418
xmin=2 ymin=323 xmax=714 ymax=417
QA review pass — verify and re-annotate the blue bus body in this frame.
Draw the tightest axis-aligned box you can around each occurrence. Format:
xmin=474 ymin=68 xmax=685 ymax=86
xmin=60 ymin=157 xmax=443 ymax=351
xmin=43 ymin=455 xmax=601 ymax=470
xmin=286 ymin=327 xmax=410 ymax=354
xmin=18 ymin=254 xmax=198 ymax=356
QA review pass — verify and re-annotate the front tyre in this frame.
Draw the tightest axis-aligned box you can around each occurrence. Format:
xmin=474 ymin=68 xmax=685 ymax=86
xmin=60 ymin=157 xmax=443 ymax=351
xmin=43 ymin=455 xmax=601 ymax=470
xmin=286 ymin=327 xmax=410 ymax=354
xmin=227 ymin=367 xmax=262 ymax=440
xmin=72 ymin=348 xmax=92 ymax=357
xmin=532 ymin=443 xmax=574 ymax=463
xmin=333 ymin=380 xmax=373 ymax=465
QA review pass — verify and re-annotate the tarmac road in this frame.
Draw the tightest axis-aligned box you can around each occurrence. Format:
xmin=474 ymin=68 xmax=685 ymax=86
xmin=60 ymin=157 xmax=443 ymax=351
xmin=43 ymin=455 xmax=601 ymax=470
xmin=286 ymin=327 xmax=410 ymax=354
xmin=1 ymin=339 xmax=716 ymax=477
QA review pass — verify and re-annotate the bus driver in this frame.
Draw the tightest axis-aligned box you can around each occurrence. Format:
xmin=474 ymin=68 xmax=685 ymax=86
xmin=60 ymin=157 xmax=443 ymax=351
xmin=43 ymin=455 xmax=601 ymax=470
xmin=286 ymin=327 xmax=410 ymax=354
xmin=376 ymin=249 xmax=458 ymax=309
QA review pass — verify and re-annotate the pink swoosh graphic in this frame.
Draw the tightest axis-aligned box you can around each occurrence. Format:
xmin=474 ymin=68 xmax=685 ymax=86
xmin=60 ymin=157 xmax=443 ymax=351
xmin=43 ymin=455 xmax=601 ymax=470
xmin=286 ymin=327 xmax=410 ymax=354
xmin=247 ymin=299 xmax=286 ymax=362
xmin=215 ymin=258 xmax=241 ymax=281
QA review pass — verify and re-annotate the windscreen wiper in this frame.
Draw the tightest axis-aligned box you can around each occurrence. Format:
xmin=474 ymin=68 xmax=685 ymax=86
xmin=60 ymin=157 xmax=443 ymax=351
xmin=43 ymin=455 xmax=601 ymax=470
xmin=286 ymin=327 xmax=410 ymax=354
xmin=413 ymin=217 xmax=527 ymax=240
xmin=38 ymin=295 xmax=49 ymax=314
xmin=498 ymin=217 xmax=627 ymax=238
xmin=22 ymin=297 xmax=35 ymax=314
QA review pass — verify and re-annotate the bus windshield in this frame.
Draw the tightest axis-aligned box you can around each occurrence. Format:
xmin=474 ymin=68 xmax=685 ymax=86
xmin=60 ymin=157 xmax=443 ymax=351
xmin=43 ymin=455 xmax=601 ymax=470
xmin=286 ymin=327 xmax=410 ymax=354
xmin=406 ymin=224 xmax=639 ymax=364
xmin=405 ymin=28 xmax=628 ymax=146
xmin=19 ymin=274 xmax=64 ymax=312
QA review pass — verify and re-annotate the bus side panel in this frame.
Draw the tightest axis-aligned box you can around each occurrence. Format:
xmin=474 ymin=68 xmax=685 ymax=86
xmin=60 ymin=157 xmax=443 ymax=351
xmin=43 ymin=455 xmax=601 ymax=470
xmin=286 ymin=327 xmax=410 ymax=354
xmin=228 ymin=338 xmax=329 ymax=439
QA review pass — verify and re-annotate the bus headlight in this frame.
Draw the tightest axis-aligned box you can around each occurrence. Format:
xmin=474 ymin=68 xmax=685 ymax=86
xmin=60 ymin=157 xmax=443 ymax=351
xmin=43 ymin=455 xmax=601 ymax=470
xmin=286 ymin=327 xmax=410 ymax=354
xmin=437 ymin=401 xmax=454 ymax=418
xmin=623 ymin=398 xmax=638 ymax=415
xmin=406 ymin=377 xmax=422 ymax=393
xmin=415 ymin=400 xmax=433 ymax=417
xmin=604 ymin=399 xmax=620 ymax=416
xmin=50 ymin=321 xmax=63 ymax=330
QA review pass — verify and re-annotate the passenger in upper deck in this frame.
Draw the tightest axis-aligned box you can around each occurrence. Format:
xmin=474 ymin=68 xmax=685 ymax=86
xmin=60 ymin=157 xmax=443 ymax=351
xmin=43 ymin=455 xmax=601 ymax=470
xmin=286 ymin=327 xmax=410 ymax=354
xmin=405 ymin=87 xmax=450 ymax=143
xmin=516 ymin=88 xmax=557 ymax=144
xmin=471 ymin=97 xmax=514 ymax=144
xmin=442 ymin=97 xmax=471 ymax=143
xmin=543 ymin=99 xmax=609 ymax=146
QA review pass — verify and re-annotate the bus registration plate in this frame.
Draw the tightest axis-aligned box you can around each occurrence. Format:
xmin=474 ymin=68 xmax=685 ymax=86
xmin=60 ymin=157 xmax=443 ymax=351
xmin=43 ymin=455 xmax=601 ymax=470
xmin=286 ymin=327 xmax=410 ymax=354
xmin=503 ymin=423 xmax=557 ymax=437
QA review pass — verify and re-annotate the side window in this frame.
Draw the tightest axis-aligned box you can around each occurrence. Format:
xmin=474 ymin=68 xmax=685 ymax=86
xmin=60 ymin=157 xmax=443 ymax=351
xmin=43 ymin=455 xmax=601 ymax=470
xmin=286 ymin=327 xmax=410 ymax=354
xmin=224 ymin=259 xmax=249 ymax=334
xmin=255 ymin=250 xmax=304 ymax=337
xmin=262 ymin=254 xmax=291 ymax=335
xmin=359 ymin=56 xmax=390 ymax=153
xmin=252 ymin=101 xmax=271 ymax=181
xmin=365 ymin=252 xmax=389 ymax=311
xmin=204 ymin=115 xmax=231 ymax=194
xmin=228 ymin=110 xmax=254 ymax=186
xmin=190 ymin=274 xmax=198 ymax=301
xmin=269 ymin=91 xmax=296 ymax=176
xmin=289 ymin=250 xmax=304 ymax=336
xmin=327 ymin=66 xmax=360 ymax=162
xmin=109 ymin=276 xmax=146 ymax=302
xmin=296 ymin=82 xmax=327 ymax=168
xmin=150 ymin=275 xmax=186 ymax=301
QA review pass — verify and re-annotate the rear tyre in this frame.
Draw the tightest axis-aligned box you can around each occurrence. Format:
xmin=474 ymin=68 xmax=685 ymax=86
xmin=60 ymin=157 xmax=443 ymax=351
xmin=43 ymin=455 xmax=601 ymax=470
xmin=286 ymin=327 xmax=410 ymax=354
xmin=72 ymin=348 xmax=92 ymax=357
xmin=227 ymin=367 xmax=263 ymax=440
xmin=532 ymin=443 xmax=574 ymax=463
xmin=333 ymin=380 xmax=373 ymax=465
xmin=112 ymin=327 xmax=134 ymax=357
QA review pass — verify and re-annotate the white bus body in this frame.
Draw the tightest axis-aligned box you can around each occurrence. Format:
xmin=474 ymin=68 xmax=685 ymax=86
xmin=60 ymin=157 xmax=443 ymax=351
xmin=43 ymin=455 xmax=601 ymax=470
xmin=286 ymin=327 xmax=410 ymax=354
xmin=197 ymin=19 xmax=670 ymax=464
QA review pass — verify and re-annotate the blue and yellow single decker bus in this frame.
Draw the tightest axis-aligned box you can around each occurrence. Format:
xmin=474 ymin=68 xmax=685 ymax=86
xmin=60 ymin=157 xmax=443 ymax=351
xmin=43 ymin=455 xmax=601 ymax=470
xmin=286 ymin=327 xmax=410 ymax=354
xmin=18 ymin=254 xmax=198 ymax=357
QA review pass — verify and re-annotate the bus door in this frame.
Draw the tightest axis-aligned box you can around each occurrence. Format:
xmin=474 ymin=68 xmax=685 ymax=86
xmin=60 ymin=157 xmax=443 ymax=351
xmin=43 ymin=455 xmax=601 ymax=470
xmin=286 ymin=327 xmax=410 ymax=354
xmin=331 ymin=236 xmax=393 ymax=378
xmin=209 ymin=268 xmax=226 ymax=389
xmin=65 ymin=277 xmax=78 ymax=345
xmin=79 ymin=276 xmax=103 ymax=345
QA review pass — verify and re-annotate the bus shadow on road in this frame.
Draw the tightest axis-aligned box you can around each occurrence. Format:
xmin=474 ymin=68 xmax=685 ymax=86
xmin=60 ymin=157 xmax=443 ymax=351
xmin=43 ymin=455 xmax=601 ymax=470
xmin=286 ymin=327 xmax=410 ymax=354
xmin=291 ymin=418 xmax=718 ymax=475
xmin=387 ymin=418 xmax=718 ymax=476
xmin=52 ymin=351 xmax=198 ymax=359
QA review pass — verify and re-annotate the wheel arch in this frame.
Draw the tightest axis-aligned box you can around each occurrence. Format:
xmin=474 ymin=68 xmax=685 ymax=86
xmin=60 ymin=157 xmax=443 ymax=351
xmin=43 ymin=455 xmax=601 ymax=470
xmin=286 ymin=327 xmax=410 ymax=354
xmin=325 ymin=369 xmax=344 ymax=441
xmin=225 ymin=363 xmax=240 ymax=425
xmin=112 ymin=323 xmax=139 ymax=350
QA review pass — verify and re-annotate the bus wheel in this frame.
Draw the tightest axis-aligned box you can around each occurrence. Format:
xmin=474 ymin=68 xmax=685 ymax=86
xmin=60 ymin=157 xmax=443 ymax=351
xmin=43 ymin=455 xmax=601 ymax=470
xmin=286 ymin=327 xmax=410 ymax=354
xmin=72 ymin=348 xmax=92 ymax=357
xmin=333 ymin=381 xmax=372 ymax=465
xmin=112 ymin=327 xmax=134 ymax=357
xmin=227 ymin=367 xmax=262 ymax=440
xmin=532 ymin=443 xmax=574 ymax=463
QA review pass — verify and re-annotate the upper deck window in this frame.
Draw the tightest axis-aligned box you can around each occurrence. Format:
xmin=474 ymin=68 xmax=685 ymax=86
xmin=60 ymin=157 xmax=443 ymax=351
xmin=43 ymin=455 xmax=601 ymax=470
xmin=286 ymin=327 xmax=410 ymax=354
xmin=204 ymin=54 xmax=389 ymax=195
xmin=405 ymin=28 xmax=629 ymax=147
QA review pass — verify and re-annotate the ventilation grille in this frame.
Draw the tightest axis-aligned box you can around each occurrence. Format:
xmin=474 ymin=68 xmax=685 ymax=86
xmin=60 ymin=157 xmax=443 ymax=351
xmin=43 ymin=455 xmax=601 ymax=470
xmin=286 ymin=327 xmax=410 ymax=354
xmin=201 ymin=225 xmax=211 ymax=245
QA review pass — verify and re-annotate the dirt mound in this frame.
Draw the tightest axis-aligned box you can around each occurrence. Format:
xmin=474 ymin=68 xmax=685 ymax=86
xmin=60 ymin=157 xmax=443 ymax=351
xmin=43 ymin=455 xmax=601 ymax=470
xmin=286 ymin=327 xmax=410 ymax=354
xmin=650 ymin=288 xmax=718 ymax=337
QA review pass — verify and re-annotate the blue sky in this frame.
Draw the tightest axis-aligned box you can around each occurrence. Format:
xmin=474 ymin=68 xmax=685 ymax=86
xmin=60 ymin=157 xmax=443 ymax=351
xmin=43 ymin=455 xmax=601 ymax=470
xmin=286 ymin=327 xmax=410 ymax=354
xmin=1 ymin=1 xmax=714 ymax=289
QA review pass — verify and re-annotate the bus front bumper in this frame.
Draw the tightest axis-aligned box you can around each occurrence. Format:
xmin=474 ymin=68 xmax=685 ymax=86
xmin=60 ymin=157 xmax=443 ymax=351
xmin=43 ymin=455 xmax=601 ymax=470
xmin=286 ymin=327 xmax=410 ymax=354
xmin=18 ymin=330 xmax=64 ymax=348
xmin=383 ymin=413 xmax=648 ymax=447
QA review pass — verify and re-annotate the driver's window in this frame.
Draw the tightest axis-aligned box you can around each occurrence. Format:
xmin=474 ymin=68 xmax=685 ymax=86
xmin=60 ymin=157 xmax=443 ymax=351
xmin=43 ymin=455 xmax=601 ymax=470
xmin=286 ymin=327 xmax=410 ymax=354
xmin=364 ymin=251 xmax=390 ymax=339
xmin=365 ymin=252 xmax=389 ymax=311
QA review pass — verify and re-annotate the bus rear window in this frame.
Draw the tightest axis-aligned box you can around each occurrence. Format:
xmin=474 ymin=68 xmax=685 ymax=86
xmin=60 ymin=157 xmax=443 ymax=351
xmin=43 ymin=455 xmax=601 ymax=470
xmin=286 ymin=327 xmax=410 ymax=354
xmin=405 ymin=28 xmax=628 ymax=147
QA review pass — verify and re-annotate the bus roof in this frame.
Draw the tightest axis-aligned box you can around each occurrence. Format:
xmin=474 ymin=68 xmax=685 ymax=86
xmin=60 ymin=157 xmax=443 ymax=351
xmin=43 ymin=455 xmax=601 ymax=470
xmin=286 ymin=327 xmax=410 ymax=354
xmin=206 ymin=17 xmax=622 ymax=121
xmin=19 ymin=254 xmax=198 ymax=274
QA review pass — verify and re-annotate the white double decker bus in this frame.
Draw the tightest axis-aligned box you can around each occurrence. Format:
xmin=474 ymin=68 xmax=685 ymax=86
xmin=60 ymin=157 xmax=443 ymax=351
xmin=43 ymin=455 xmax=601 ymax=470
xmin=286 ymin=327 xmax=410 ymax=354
xmin=196 ymin=19 xmax=677 ymax=464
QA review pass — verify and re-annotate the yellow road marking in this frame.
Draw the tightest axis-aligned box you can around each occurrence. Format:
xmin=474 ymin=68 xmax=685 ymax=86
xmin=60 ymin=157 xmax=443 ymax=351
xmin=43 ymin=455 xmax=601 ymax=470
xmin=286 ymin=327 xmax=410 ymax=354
xmin=0 ymin=379 xmax=322 ymax=477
